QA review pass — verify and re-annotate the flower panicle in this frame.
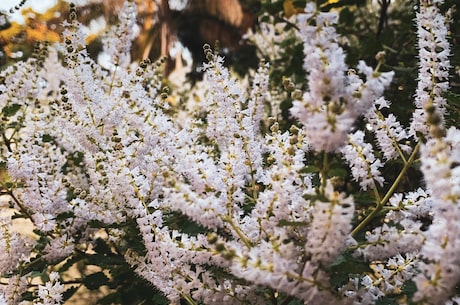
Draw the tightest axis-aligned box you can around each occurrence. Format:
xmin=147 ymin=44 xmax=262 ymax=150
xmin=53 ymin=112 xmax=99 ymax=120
xmin=341 ymin=130 xmax=384 ymax=191
xmin=411 ymin=0 xmax=451 ymax=138
xmin=290 ymin=4 xmax=394 ymax=152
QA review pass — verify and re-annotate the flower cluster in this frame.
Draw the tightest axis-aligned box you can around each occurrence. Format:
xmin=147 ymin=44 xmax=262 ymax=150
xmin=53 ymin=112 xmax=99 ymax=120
xmin=290 ymin=3 xmax=394 ymax=152
xmin=365 ymin=98 xmax=412 ymax=161
xmin=411 ymin=0 xmax=451 ymax=137
xmin=35 ymin=272 xmax=65 ymax=305
xmin=341 ymin=130 xmax=384 ymax=191
xmin=0 ymin=0 xmax=459 ymax=305
xmin=413 ymin=127 xmax=460 ymax=303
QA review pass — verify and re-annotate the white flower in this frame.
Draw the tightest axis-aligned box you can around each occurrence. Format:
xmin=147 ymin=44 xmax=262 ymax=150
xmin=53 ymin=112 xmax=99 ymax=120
xmin=0 ymin=275 xmax=28 ymax=304
xmin=37 ymin=272 xmax=65 ymax=305
xmin=420 ymin=127 xmax=460 ymax=201
xmin=445 ymin=296 xmax=460 ymax=305
xmin=385 ymin=188 xmax=432 ymax=223
xmin=365 ymin=98 xmax=411 ymax=160
xmin=248 ymin=62 xmax=270 ymax=134
xmin=101 ymin=0 xmax=138 ymax=67
xmin=0 ymin=218 xmax=34 ymax=274
xmin=410 ymin=0 xmax=451 ymax=137
xmin=43 ymin=234 xmax=75 ymax=262
xmin=341 ymin=130 xmax=384 ymax=190
xmin=33 ymin=213 xmax=56 ymax=232
xmin=414 ymin=127 xmax=460 ymax=303
xmin=356 ymin=253 xmax=417 ymax=302
xmin=305 ymin=180 xmax=355 ymax=265
xmin=356 ymin=221 xmax=424 ymax=261
xmin=291 ymin=4 xmax=393 ymax=152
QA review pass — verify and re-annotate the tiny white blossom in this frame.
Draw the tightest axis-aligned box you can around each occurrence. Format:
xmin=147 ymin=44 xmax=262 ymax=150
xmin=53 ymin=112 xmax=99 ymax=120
xmin=410 ymin=0 xmax=451 ymax=137
xmin=37 ymin=272 xmax=64 ymax=305
xmin=341 ymin=130 xmax=384 ymax=190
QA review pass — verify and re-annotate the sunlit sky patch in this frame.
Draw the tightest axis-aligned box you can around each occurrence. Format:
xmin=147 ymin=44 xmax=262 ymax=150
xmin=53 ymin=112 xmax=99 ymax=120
xmin=1 ymin=0 xmax=189 ymax=23
xmin=0 ymin=0 xmax=58 ymax=23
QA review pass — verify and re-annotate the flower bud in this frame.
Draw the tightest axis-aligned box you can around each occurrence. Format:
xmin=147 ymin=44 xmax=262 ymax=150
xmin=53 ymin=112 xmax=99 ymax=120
xmin=270 ymin=122 xmax=279 ymax=133
xmin=207 ymin=233 xmax=218 ymax=244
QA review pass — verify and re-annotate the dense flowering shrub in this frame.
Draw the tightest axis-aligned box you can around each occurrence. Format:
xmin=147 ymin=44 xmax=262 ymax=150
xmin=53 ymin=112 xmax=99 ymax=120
xmin=0 ymin=0 xmax=459 ymax=304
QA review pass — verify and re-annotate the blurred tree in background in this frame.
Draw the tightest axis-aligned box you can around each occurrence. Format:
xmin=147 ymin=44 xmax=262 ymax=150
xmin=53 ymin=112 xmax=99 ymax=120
xmin=0 ymin=0 xmax=261 ymax=75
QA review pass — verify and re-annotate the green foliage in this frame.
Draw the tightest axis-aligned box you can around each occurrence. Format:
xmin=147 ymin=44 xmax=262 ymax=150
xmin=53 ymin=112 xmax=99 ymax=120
xmin=321 ymin=0 xmax=366 ymax=10
xmin=329 ymin=251 xmax=372 ymax=287
xmin=83 ymin=272 xmax=109 ymax=290
xmin=445 ymin=91 xmax=460 ymax=128
xmin=260 ymin=1 xmax=285 ymax=16
xmin=1 ymin=103 xmax=21 ymax=117
xmin=165 ymin=211 xmax=209 ymax=235
xmin=62 ymin=286 xmax=79 ymax=303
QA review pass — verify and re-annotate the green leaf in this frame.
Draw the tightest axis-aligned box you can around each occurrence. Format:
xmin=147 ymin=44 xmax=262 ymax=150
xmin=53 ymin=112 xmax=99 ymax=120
xmin=400 ymin=280 xmax=417 ymax=302
xmin=2 ymin=103 xmax=21 ymax=117
xmin=292 ymin=0 xmax=306 ymax=7
xmin=375 ymin=296 xmax=399 ymax=305
xmin=28 ymin=270 xmax=46 ymax=279
xmin=20 ymin=291 xmax=34 ymax=302
xmin=55 ymin=211 xmax=74 ymax=221
xmin=300 ymin=165 xmax=320 ymax=174
xmin=83 ymin=272 xmax=109 ymax=290
xmin=284 ymin=298 xmax=304 ymax=305
xmin=277 ymin=219 xmax=309 ymax=227
xmin=97 ymin=292 xmax=121 ymax=305
xmin=328 ymin=167 xmax=348 ymax=178
xmin=339 ymin=7 xmax=355 ymax=26
xmin=93 ymin=238 xmax=114 ymax=255
xmin=261 ymin=1 xmax=284 ymax=16
xmin=354 ymin=193 xmax=376 ymax=206
xmin=60 ymin=252 xmax=85 ymax=273
xmin=62 ymin=286 xmax=79 ymax=302
xmin=42 ymin=134 xmax=54 ymax=143
xmin=11 ymin=212 xmax=28 ymax=219
xmin=22 ymin=259 xmax=47 ymax=279
xmin=446 ymin=91 xmax=460 ymax=128
xmin=164 ymin=211 xmax=208 ymax=235
xmin=329 ymin=252 xmax=372 ymax=288
xmin=88 ymin=219 xmax=126 ymax=229
xmin=86 ymin=253 xmax=124 ymax=269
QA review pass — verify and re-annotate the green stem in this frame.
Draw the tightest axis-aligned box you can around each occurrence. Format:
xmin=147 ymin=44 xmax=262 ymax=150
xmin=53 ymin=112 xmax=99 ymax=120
xmin=279 ymin=296 xmax=294 ymax=305
xmin=376 ymin=110 xmax=407 ymax=163
xmin=250 ymin=167 xmax=258 ymax=202
xmin=181 ymin=294 xmax=198 ymax=305
xmin=380 ymin=140 xmax=421 ymax=206
xmin=8 ymin=191 xmax=34 ymax=222
xmin=319 ymin=152 xmax=329 ymax=196
xmin=242 ymin=141 xmax=258 ymax=202
xmin=351 ymin=140 xmax=421 ymax=236
xmin=108 ymin=64 xmax=119 ymax=96
xmin=223 ymin=216 xmax=252 ymax=248
xmin=1 ymin=131 xmax=13 ymax=153
xmin=370 ymin=182 xmax=381 ymax=205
